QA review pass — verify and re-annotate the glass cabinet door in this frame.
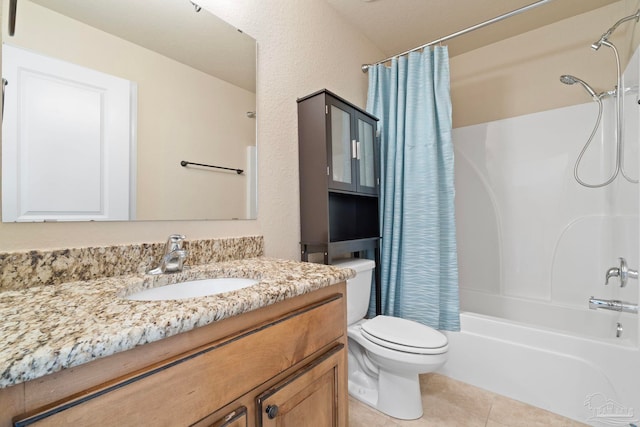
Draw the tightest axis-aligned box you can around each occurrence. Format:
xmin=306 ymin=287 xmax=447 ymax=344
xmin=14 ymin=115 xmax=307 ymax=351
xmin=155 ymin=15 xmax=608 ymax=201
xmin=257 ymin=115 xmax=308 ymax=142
xmin=356 ymin=114 xmax=377 ymax=194
xmin=329 ymin=104 xmax=355 ymax=191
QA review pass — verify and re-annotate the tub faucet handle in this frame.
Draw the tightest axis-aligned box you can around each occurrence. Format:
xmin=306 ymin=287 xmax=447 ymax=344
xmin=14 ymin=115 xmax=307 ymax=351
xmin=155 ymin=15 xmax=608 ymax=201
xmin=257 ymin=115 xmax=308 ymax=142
xmin=605 ymin=257 xmax=638 ymax=287
xmin=605 ymin=266 xmax=620 ymax=286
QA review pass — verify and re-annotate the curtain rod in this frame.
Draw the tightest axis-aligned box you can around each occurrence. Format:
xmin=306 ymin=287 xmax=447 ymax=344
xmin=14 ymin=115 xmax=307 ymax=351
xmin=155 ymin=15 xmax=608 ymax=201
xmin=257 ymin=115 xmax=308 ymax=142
xmin=362 ymin=0 xmax=554 ymax=73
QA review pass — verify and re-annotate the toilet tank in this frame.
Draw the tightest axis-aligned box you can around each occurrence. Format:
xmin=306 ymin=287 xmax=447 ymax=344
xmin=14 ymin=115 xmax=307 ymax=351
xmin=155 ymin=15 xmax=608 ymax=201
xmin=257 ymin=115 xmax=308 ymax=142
xmin=332 ymin=258 xmax=375 ymax=325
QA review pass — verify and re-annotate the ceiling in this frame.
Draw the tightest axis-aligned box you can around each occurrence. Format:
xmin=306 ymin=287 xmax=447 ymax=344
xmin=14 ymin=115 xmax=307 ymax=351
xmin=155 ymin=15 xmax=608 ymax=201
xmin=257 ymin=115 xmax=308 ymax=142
xmin=26 ymin=0 xmax=620 ymax=88
xmin=325 ymin=0 xmax=620 ymax=63
xmin=29 ymin=0 xmax=256 ymax=92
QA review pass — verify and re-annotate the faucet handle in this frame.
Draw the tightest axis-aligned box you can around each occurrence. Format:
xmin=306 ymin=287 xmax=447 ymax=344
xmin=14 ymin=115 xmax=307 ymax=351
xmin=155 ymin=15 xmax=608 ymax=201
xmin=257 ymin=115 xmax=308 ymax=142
xmin=605 ymin=257 xmax=638 ymax=287
xmin=173 ymin=249 xmax=188 ymax=271
xmin=165 ymin=234 xmax=186 ymax=252
xmin=605 ymin=266 xmax=620 ymax=286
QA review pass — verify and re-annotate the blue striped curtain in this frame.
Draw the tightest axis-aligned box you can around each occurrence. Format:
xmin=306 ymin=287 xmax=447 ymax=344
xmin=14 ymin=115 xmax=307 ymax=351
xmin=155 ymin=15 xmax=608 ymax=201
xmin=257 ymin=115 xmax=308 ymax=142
xmin=366 ymin=47 xmax=460 ymax=331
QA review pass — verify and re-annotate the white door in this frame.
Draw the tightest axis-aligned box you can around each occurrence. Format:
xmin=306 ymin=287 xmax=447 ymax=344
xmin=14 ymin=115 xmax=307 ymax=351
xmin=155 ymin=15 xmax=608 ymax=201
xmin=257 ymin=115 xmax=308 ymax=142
xmin=2 ymin=44 xmax=134 ymax=222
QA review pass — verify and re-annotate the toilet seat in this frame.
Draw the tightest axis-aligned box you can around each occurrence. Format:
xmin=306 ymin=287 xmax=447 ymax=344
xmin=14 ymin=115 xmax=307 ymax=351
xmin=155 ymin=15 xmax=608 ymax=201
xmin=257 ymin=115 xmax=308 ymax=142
xmin=361 ymin=316 xmax=448 ymax=355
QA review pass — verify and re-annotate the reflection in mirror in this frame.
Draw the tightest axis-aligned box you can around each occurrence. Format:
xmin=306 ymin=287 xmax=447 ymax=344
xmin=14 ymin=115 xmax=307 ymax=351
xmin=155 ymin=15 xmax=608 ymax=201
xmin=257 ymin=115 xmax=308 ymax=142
xmin=1 ymin=0 xmax=257 ymax=222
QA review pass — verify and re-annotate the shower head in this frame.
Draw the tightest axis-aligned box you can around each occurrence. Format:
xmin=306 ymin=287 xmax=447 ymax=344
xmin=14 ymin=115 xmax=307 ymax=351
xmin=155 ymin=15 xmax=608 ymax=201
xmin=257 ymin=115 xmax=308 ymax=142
xmin=591 ymin=31 xmax=612 ymax=51
xmin=591 ymin=9 xmax=640 ymax=50
xmin=560 ymin=75 xmax=598 ymax=100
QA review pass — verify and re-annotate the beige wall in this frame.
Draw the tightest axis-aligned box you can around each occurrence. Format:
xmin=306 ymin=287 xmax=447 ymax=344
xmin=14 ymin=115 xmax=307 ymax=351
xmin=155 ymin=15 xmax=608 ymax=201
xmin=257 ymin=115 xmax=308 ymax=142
xmin=0 ymin=0 xmax=383 ymax=257
xmin=451 ymin=0 xmax=640 ymax=128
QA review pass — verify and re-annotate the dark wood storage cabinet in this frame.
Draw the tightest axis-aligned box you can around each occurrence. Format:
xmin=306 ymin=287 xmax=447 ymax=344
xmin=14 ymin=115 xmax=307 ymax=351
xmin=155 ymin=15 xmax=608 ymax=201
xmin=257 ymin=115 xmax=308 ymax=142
xmin=297 ymin=89 xmax=381 ymax=313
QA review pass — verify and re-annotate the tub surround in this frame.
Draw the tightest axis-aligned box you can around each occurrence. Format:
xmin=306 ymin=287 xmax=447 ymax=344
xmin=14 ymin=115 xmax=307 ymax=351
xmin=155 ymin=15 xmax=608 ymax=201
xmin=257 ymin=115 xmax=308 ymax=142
xmin=451 ymin=44 xmax=640 ymax=423
xmin=0 ymin=236 xmax=354 ymax=390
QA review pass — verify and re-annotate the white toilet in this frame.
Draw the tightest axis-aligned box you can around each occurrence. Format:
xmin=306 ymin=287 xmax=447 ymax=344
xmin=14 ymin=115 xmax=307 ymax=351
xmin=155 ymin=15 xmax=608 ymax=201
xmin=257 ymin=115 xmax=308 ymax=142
xmin=333 ymin=258 xmax=449 ymax=420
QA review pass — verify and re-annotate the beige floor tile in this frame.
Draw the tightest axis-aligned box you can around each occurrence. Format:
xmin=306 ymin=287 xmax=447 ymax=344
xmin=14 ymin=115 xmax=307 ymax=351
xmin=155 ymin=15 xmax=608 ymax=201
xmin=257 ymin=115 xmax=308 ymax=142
xmin=349 ymin=396 xmax=471 ymax=427
xmin=420 ymin=373 xmax=494 ymax=426
xmin=348 ymin=396 xmax=403 ymax=427
xmin=487 ymin=395 xmax=587 ymax=427
xmin=348 ymin=375 xmax=586 ymax=427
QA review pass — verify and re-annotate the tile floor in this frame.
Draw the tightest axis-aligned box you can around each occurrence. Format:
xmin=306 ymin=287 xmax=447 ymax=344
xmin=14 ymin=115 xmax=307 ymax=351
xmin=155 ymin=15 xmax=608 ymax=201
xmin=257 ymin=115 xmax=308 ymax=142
xmin=348 ymin=373 xmax=587 ymax=427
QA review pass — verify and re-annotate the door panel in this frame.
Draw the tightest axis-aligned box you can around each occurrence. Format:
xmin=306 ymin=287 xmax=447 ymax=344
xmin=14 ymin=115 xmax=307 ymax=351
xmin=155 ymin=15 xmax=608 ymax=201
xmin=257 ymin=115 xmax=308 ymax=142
xmin=356 ymin=114 xmax=377 ymax=195
xmin=2 ymin=44 xmax=134 ymax=221
xmin=327 ymin=100 xmax=355 ymax=192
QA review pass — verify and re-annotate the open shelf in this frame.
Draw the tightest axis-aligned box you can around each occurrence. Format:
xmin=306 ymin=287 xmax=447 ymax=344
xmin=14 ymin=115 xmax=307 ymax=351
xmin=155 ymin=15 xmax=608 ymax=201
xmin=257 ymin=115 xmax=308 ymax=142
xmin=329 ymin=192 xmax=379 ymax=242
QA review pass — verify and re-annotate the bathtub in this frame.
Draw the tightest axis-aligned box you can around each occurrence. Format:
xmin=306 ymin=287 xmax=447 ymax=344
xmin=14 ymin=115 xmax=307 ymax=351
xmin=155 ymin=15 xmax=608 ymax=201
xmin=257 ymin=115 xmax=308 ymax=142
xmin=439 ymin=293 xmax=640 ymax=425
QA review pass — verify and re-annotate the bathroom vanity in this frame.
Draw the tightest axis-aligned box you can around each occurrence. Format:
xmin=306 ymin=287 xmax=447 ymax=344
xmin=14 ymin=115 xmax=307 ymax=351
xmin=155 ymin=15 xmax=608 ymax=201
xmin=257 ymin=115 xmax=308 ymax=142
xmin=0 ymin=240 xmax=353 ymax=427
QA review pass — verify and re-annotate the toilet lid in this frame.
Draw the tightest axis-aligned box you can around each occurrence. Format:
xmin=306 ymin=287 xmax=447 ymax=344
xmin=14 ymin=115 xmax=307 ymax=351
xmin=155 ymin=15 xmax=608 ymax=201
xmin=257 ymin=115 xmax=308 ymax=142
xmin=361 ymin=316 xmax=448 ymax=353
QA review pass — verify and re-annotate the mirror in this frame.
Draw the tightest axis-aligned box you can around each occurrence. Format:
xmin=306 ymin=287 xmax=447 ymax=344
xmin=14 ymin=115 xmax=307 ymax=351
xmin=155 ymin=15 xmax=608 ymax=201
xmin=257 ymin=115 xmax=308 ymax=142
xmin=1 ymin=0 xmax=257 ymax=222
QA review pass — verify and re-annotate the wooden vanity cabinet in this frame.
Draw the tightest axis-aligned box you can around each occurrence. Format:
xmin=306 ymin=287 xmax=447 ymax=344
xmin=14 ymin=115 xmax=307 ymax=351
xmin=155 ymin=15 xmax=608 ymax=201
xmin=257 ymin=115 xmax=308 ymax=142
xmin=4 ymin=283 xmax=348 ymax=427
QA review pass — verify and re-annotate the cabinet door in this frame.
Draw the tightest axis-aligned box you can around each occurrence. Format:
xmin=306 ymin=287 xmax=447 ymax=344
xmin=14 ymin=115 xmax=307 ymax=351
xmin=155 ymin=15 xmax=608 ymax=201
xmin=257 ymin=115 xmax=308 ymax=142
xmin=327 ymin=98 xmax=356 ymax=192
xmin=355 ymin=113 xmax=378 ymax=195
xmin=257 ymin=344 xmax=345 ymax=427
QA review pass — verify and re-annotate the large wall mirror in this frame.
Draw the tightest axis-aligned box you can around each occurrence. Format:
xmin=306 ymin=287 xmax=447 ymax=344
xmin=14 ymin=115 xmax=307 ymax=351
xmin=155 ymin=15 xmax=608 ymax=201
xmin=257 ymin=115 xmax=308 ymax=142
xmin=1 ymin=0 xmax=257 ymax=222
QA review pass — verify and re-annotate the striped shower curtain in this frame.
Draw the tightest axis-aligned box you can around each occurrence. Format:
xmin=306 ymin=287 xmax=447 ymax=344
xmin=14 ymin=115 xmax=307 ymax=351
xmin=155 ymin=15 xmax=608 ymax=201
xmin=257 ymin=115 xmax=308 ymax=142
xmin=366 ymin=47 xmax=460 ymax=331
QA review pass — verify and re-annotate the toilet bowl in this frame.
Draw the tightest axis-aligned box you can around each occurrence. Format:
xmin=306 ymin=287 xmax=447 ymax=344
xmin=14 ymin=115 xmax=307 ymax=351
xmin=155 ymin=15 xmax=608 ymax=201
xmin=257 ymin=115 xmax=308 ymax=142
xmin=333 ymin=258 xmax=449 ymax=420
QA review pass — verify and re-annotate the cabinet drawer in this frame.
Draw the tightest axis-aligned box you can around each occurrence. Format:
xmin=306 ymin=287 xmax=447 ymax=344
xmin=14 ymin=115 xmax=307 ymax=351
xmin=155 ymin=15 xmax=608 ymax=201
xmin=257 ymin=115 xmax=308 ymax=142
xmin=14 ymin=294 xmax=345 ymax=426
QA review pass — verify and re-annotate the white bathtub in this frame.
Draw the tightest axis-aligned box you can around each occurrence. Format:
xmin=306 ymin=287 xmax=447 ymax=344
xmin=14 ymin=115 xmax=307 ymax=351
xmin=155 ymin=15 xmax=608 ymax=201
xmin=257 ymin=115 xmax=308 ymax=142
xmin=439 ymin=305 xmax=640 ymax=425
xmin=460 ymin=289 xmax=638 ymax=345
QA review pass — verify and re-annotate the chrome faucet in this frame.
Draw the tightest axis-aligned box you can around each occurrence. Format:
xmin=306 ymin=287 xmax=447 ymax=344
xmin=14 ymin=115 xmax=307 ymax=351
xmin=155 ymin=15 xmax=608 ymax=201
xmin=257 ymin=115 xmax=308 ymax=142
xmin=147 ymin=234 xmax=188 ymax=275
xmin=605 ymin=257 xmax=638 ymax=287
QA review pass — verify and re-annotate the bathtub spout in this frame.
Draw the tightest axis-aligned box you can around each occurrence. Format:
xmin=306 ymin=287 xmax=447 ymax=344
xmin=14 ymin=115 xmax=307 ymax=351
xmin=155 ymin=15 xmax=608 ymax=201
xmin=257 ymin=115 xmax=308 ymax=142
xmin=588 ymin=296 xmax=638 ymax=314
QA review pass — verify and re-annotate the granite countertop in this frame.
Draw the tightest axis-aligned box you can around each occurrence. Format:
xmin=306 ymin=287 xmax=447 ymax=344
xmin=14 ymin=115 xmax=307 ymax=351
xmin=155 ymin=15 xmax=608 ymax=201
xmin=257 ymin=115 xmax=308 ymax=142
xmin=0 ymin=257 xmax=355 ymax=389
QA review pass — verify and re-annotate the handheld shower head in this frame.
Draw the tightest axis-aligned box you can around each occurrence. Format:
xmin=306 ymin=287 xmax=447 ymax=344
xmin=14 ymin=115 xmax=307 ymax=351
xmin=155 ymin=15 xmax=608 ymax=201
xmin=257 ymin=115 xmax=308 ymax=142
xmin=560 ymin=75 xmax=598 ymax=100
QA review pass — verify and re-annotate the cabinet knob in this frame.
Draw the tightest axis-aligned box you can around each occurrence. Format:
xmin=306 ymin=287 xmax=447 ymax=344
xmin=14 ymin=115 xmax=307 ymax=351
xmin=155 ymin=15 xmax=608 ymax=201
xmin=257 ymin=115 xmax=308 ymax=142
xmin=266 ymin=404 xmax=279 ymax=419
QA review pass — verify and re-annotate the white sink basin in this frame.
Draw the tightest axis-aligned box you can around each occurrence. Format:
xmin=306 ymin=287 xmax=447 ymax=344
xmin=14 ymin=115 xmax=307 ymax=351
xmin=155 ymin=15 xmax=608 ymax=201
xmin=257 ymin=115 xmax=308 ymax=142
xmin=126 ymin=278 xmax=259 ymax=301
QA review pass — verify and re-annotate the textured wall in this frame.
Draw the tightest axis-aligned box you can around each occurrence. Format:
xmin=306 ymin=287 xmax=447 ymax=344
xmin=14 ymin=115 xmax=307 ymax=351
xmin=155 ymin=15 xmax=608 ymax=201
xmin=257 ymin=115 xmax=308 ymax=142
xmin=0 ymin=0 xmax=383 ymax=258
xmin=200 ymin=0 xmax=384 ymax=259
